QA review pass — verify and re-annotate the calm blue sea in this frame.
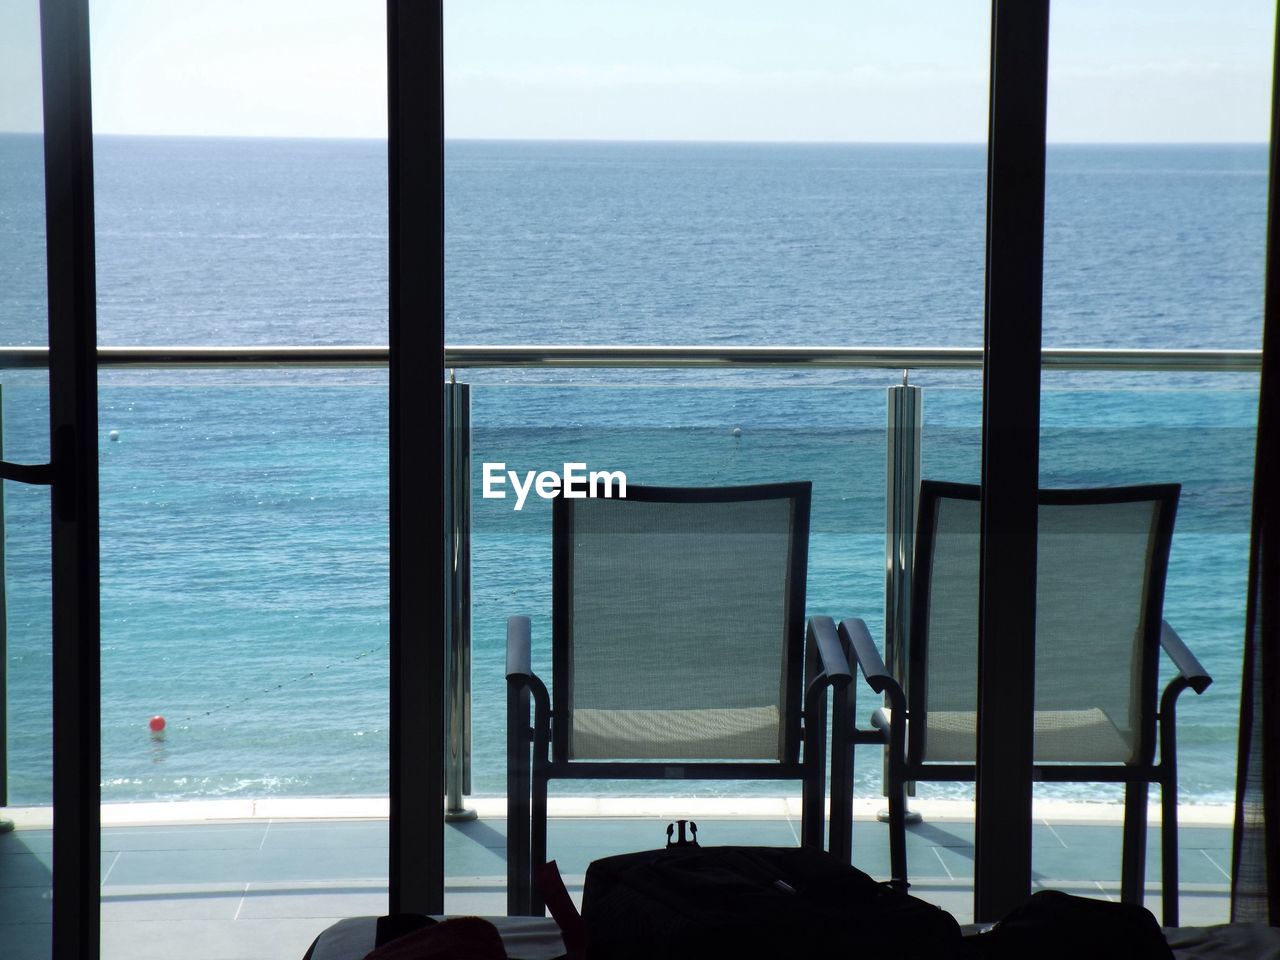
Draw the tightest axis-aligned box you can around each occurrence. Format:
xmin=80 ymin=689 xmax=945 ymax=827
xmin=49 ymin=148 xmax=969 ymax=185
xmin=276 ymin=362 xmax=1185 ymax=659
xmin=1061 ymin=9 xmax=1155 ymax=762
xmin=0 ymin=135 xmax=1265 ymax=806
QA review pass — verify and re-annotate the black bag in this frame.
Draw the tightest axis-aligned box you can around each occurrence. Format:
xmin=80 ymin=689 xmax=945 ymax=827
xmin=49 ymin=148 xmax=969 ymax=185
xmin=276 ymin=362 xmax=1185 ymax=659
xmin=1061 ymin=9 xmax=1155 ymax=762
xmin=581 ymin=830 xmax=963 ymax=959
xmin=965 ymin=890 xmax=1174 ymax=960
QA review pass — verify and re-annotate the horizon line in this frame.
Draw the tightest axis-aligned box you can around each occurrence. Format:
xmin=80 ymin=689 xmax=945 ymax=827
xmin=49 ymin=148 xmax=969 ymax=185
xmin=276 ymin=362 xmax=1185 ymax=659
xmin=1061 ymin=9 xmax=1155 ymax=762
xmin=0 ymin=130 xmax=1270 ymax=148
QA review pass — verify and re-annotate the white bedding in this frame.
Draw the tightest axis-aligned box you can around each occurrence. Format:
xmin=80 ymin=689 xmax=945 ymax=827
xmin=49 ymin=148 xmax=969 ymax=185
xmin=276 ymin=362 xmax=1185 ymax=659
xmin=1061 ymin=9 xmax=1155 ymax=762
xmin=1166 ymin=923 xmax=1280 ymax=959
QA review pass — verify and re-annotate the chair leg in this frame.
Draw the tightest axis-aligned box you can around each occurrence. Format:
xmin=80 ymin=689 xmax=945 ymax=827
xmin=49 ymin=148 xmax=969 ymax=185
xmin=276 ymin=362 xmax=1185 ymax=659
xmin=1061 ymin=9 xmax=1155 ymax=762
xmin=827 ymin=691 xmax=855 ymax=862
xmin=507 ymin=686 xmax=532 ymax=916
xmin=530 ymin=766 xmax=549 ymax=916
xmin=1161 ymin=714 xmax=1181 ymax=928
xmin=1121 ymin=779 xmax=1148 ymax=907
xmin=887 ymin=762 xmax=909 ymax=890
xmin=800 ymin=696 xmax=828 ymax=850
xmin=824 ymin=628 xmax=857 ymax=862
xmin=800 ymin=760 xmax=823 ymax=850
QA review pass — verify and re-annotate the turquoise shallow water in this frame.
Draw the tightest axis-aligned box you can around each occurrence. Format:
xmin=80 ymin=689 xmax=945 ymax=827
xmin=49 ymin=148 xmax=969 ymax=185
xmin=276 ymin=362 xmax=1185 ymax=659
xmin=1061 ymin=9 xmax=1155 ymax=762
xmin=0 ymin=378 xmax=1256 ymax=805
xmin=0 ymin=135 xmax=1266 ymax=805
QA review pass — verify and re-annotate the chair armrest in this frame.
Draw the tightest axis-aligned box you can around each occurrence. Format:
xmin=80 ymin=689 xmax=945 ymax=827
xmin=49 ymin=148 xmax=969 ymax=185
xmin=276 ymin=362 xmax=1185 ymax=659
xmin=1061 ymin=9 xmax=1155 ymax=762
xmin=507 ymin=616 xmax=533 ymax=681
xmin=838 ymin=618 xmax=900 ymax=700
xmin=807 ymin=616 xmax=852 ymax=685
xmin=1160 ymin=620 xmax=1212 ymax=695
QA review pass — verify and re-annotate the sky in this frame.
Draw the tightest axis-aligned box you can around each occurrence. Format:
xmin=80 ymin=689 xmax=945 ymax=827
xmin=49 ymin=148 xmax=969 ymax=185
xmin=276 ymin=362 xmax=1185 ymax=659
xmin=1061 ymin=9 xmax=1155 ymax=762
xmin=0 ymin=0 xmax=1275 ymax=142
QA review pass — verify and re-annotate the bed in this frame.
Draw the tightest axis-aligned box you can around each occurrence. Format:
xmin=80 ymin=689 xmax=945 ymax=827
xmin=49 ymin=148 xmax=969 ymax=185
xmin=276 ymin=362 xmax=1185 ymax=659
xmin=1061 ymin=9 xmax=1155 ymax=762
xmin=305 ymin=916 xmax=1280 ymax=960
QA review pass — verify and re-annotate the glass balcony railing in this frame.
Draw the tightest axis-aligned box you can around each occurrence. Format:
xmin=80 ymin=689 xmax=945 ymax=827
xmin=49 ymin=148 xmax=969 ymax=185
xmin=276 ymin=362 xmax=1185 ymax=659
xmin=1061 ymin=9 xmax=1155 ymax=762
xmin=0 ymin=344 xmax=1259 ymax=813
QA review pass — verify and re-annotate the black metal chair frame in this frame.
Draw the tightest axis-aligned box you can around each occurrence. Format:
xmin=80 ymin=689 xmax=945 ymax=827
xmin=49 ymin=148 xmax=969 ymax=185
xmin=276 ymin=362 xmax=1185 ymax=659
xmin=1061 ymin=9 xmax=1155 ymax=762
xmin=836 ymin=481 xmax=1211 ymax=926
xmin=506 ymin=482 xmax=852 ymax=916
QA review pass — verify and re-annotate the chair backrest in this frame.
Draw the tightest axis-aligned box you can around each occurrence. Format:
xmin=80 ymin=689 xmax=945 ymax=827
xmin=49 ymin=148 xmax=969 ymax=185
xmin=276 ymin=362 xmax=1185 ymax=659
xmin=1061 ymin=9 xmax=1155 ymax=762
xmin=907 ymin=481 xmax=1179 ymax=766
xmin=552 ymin=482 xmax=811 ymax=764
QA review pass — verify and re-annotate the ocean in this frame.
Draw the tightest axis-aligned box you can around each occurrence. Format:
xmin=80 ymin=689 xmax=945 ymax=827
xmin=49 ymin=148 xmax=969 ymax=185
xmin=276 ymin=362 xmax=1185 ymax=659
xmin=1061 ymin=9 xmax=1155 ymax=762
xmin=0 ymin=135 xmax=1265 ymax=806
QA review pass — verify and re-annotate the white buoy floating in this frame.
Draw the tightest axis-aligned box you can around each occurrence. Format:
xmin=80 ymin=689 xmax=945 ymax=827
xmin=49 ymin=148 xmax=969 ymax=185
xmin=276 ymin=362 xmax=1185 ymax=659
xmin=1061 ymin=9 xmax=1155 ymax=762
xmin=731 ymin=427 xmax=742 ymax=438
xmin=108 ymin=430 xmax=120 ymax=442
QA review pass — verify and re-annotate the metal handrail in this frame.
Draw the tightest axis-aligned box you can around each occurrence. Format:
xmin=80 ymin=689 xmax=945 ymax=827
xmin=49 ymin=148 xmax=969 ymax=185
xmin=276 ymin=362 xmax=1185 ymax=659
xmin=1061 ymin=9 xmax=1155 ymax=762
xmin=0 ymin=344 xmax=1264 ymax=371
xmin=445 ymin=345 xmax=1261 ymax=371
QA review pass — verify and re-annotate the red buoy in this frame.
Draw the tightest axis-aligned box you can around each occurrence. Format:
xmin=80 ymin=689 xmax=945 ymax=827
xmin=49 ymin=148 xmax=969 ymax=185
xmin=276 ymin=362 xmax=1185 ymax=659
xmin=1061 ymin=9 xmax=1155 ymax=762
xmin=148 ymin=715 xmax=166 ymax=732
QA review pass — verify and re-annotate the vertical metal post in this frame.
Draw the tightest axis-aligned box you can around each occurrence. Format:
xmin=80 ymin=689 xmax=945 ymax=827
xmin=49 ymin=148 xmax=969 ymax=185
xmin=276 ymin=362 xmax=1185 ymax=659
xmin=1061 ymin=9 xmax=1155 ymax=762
xmin=445 ymin=378 xmax=475 ymax=821
xmin=884 ymin=372 xmax=922 ymax=691
xmin=880 ymin=374 xmax=923 ymax=823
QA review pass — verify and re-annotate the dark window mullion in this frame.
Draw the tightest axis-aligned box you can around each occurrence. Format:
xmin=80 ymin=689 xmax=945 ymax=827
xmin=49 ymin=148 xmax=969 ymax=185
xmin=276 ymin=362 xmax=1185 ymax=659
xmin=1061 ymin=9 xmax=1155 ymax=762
xmin=40 ymin=0 xmax=102 ymax=956
xmin=975 ymin=0 xmax=1050 ymax=922
xmin=387 ymin=0 xmax=447 ymax=915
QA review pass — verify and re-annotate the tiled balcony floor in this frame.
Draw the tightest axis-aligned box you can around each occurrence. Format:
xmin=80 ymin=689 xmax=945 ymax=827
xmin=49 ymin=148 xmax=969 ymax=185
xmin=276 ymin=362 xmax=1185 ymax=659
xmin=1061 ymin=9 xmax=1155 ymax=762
xmin=0 ymin=803 xmax=1233 ymax=960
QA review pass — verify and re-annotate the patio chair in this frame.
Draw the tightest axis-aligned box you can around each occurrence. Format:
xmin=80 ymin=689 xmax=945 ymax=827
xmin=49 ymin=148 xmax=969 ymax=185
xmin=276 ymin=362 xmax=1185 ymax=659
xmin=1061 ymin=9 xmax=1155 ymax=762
xmin=506 ymin=482 xmax=852 ymax=916
xmin=837 ymin=481 xmax=1211 ymax=926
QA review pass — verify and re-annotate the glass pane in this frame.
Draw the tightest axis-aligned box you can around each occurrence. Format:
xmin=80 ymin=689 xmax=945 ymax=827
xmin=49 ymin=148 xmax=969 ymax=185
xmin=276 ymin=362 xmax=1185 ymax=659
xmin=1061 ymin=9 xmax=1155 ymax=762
xmin=1 ymin=1 xmax=54 ymax=957
xmin=446 ymin=0 xmax=991 ymax=918
xmin=89 ymin=3 xmax=390 ymax=954
xmin=1038 ymin=0 xmax=1271 ymax=922
xmin=98 ymin=375 xmax=390 ymax=803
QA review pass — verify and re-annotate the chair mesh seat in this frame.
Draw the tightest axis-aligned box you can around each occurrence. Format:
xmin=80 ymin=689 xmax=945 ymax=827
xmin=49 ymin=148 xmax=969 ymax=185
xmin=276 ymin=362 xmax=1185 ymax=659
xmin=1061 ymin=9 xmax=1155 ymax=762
xmin=561 ymin=494 xmax=800 ymax=764
xmin=913 ymin=491 xmax=1161 ymax=768
xmin=923 ymin=707 xmax=1133 ymax=762
xmin=570 ymin=706 xmax=782 ymax=760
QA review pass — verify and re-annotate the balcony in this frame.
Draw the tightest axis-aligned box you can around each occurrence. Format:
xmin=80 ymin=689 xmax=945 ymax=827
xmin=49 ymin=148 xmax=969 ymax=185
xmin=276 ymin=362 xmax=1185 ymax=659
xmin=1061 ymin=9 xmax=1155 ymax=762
xmin=0 ymin=343 xmax=1257 ymax=957
xmin=0 ymin=799 xmax=1237 ymax=959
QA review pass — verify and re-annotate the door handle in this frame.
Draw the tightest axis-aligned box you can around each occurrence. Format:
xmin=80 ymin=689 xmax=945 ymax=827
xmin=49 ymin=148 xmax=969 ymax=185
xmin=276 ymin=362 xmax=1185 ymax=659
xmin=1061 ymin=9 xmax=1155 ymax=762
xmin=0 ymin=460 xmax=53 ymax=485
xmin=1 ymin=427 xmax=76 ymax=519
